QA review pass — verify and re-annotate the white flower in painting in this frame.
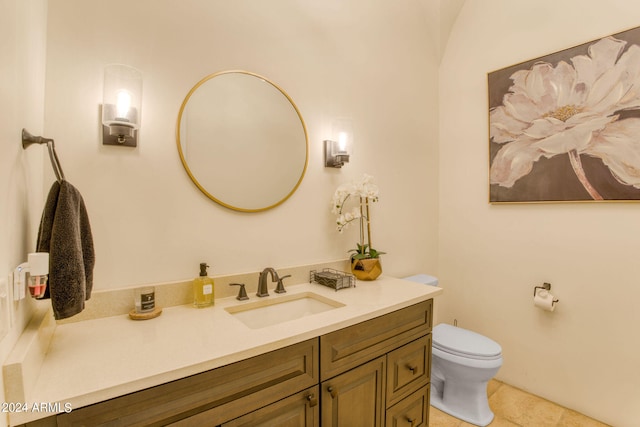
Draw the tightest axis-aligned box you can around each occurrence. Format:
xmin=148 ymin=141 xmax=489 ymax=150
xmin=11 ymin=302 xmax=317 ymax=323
xmin=490 ymin=36 xmax=640 ymax=199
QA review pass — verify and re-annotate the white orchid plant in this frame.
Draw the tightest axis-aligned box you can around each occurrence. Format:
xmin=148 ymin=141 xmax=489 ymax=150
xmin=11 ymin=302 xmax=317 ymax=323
xmin=331 ymin=174 xmax=385 ymax=260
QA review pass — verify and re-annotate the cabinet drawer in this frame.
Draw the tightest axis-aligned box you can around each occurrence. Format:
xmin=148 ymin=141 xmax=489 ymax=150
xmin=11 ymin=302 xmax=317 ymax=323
xmin=217 ymin=386 xmax=319 ymax=427
xmin=385 ymin=385 xmax=430 ymax=427
xmin=386 ymin=335 xmax=431 ymax=407
xmin=320 ymin=300 xmax=432 ymax=380
xmin=57 ymin=338 xmax=319 ymax=427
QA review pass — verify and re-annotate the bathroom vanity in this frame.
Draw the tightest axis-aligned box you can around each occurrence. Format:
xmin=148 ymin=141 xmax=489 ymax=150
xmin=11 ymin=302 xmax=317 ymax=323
xmin=5 ymin=276 xmax=441 ymax=426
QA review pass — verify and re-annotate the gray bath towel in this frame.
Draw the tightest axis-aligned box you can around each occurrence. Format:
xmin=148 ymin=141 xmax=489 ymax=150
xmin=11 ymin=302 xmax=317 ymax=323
xmin=36 ymin=181 xmax=95 ymax=320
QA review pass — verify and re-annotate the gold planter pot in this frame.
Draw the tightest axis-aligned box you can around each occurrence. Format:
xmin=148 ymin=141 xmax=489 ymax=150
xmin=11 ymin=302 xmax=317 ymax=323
xmin=350 ymin=258 xmax=382 ymax=281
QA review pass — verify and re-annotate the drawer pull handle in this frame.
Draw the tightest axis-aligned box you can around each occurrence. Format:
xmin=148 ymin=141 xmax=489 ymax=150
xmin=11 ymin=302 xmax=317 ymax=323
xmin=306 ymin=393 xmax=318 ymax=407
xmin=327 ymin=386 xmax=337 ymax=398
xmin=406 ymin=416 xmax=416 ymax=426
xmin=406 ymin=364 xmax=418 ymax=374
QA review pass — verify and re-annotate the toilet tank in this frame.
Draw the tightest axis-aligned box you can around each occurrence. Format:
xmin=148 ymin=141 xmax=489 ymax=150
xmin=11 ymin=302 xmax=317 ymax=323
xmin=403 ymin=274 xmax=439 ymax=287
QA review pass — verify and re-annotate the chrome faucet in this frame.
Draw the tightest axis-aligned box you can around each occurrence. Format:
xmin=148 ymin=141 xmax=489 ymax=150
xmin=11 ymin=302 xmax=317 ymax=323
xmin=257 ymin=267 xmax=280 ymax=297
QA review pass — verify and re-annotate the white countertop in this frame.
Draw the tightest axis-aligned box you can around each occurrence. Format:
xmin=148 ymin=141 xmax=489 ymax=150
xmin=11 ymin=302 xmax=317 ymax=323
xmin=8 ymin=276 xmax=441 ymax=425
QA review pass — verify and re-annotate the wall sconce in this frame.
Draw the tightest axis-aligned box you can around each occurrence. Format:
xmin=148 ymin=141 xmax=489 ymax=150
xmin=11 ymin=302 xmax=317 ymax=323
xmin=324 ymin=118 xmax=353 ymax=168
xmin=13 ymin=253 xmax=49 ymax=300
xmin=102 ymin=64 xmax=142 ymax=147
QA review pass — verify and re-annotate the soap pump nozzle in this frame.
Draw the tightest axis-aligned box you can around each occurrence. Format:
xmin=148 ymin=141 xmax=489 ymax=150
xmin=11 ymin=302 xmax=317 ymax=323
xmin=199 ymin=263 xmax=209 ymax=277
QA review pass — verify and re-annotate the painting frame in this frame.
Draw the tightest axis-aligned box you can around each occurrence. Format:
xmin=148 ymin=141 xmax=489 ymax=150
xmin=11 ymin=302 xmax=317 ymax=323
xmin=488 ymin=26 xmax=640 ymax=203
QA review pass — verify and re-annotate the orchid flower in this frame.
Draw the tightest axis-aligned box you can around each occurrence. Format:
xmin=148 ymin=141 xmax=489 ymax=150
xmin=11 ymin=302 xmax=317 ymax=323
xmin=331 ymin=174 xmax=384 ymax=259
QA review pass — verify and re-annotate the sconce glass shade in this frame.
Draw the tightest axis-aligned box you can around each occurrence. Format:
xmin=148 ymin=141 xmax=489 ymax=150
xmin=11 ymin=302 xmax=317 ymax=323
xmin=102 ymin=64 xmax=142 ymax=146
xmin=324 ymin=118 xmax=353 ymax=168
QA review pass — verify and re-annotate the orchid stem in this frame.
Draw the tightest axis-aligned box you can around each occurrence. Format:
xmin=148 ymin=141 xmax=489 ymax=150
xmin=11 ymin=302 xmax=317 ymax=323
xmin=359 ymin=197 xmax=365 ymax=248
xmin=365 ymin=198 xmax=372 ymax=250
xmin=568 ymin=150 xmax=603 ymax=200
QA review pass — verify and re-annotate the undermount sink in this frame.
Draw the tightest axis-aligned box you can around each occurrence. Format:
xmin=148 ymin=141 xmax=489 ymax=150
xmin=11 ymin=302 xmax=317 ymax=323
xmin=225 ymin=291 xmax=345 ymax=329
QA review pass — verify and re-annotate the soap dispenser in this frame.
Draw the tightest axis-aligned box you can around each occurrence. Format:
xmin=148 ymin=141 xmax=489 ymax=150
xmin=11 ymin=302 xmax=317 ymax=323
xmin=193 ymin=263 xmax=214 ymax=308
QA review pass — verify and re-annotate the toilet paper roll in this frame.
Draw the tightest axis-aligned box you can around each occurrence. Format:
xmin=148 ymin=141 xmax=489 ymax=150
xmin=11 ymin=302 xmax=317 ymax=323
xmin=534 ymin=289 xmax=556 ymax=312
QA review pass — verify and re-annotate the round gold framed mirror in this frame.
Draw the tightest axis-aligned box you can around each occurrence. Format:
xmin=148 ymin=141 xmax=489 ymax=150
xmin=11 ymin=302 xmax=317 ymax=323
xmin=176 ymin=70 xmax=308 ymax=212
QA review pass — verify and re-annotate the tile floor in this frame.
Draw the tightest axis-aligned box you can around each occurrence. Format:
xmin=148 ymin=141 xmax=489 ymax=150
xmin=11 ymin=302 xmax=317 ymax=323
xmin=429 ymin=380 xmax=611 ymax=427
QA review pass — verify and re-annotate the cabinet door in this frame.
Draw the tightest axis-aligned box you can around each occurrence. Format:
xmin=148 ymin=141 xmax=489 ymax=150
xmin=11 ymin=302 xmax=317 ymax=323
xmin=220 ymin=386 xmax=319 ymax=427
xmin=321 ymin=356 xmax=385 ymax=427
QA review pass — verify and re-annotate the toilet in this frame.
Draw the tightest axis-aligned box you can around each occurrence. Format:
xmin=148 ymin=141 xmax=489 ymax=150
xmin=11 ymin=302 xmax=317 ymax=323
xmin=403 ymin=275 xmax=503 ymax=427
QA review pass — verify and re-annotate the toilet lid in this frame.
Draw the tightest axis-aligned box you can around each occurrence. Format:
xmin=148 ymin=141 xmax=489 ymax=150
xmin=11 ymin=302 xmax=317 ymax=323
xmin=433 ymin=324 xmax=502 ymax=360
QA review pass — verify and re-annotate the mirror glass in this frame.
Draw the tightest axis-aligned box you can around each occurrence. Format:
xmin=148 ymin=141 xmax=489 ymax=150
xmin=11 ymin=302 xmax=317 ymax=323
xmin=177 ymin=71 xmax=308 ymax=212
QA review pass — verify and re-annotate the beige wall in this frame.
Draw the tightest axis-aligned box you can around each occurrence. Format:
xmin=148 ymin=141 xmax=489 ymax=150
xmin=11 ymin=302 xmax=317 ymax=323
xmin=0 ymin=1 xmax=48 ymax=426
xmin=41 ymin=0 xmax=440 ymax=291
xmin=439 ymin=1 xmax=640 ymax=426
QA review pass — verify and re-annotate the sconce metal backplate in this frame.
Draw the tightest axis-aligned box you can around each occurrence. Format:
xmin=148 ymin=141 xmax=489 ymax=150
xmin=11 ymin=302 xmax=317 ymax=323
xmin=102 ymin=125 xmax=137 ymax=147
xmin=101 ymin=102 xmax=139 ymax=147
xmin=324 ymin=140 xmax=349 ymax=168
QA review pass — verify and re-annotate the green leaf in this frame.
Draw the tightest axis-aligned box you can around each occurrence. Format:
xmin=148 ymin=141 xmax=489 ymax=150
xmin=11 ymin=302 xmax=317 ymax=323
xmin=348 ymin=242 xmax=385 ymax=260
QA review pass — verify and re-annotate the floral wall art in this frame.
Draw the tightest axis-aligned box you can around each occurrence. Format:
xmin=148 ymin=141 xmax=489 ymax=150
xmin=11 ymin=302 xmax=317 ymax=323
xmin=489 ymin=26 xmax=640 ymax=202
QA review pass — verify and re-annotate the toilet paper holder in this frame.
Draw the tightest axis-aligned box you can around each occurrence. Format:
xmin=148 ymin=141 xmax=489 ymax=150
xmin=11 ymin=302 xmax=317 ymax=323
xmin=534 ymin=282 xmax=559 ymax=305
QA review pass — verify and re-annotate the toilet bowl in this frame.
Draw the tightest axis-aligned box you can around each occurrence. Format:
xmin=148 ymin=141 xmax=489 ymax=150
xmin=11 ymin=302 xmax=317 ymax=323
xmin=431 ymin=323 xmax=502 ymax=427
xmin=402 ymin=274 xmax=503 ymax=427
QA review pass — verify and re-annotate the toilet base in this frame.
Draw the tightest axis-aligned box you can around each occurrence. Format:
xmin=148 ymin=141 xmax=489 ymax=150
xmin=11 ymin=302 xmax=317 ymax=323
xmin=430 ymin=382 xmax=495 ymax=427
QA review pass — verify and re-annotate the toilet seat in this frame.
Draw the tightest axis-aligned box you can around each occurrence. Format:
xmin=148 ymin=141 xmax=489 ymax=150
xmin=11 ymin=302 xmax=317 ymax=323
xmin=433 ymin=324 xmax=502 ymax=360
